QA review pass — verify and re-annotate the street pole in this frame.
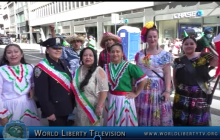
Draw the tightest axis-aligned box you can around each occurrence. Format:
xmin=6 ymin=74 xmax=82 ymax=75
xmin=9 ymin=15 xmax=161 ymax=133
xmin=115 ymin=24 xmax=116 ymax=35
xmin=115 ymin=15 xmax=116 ymax=35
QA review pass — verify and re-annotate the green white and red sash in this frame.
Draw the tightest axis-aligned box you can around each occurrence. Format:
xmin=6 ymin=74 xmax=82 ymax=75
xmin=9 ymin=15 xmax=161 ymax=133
xmin=71 ymin=68 xmax=100 ymax=125
xmin=0 ymin=64 xmax=31 ymax=95
xmin=36 ymin=59 xmax=71 ymax=93
xmin=105 ymin=61 xmax=129 ymax=90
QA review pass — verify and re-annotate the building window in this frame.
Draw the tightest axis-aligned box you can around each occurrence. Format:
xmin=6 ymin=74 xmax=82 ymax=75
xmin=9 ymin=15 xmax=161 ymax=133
xmin=80 ymin=2 xmax=83 ymax=6
xmin=85 ymin=2 xmax=88 ymax=5
xmin=73 ymin=2 xmax=75 ymax=9
xmin=10 ymin=15 xmax=15 ymax=24
xmin=17 ymin=12 xmax=25 ymax=23
xmin=41 ymin=7 xmax=43 ymax=17
xmin=157 ymin=20 xmax=178 ymax=44
xmin=53 ymin=2 xmax=56 ymax=14
xmin=61 ymin=2 xmax=65 ymax=12
xmin=51 ymin=3 xmax=54 ymax=14
xmin=65 ymin=2 xmax=68 ymax=10
xmin=178 ymin=18 xmax=202 ymax=39
xmin=76 ymin=2 xmax=79 ymax=8
xmin=36 ymin=9 xmax=39 ymax=18
xmin=69 ymin=2 xmax=71 ymax=9
xmin=44 ymin=5 xmax=49 ymax=16
xmin=59 ymin=2 xmax=61 ymax=12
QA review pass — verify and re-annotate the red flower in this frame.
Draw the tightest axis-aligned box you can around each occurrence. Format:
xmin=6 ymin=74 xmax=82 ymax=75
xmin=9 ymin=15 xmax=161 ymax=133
xmin=141 ymin=27 xmax=147 ymax=36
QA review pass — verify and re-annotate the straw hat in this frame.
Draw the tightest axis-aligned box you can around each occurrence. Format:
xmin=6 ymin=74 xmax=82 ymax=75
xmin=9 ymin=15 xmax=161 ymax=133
xmin=65 ymin=34 xmax=85 ymax=44
xmin=100 ymin=32 xmax=121 ymax=48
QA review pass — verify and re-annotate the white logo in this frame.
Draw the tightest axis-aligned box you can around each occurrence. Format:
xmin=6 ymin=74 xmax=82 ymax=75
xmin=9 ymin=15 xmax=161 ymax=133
xmin=56 ymin=38 xmax=61 ymax=45
xmin=173 ymin=11 xmax=197 ymax=19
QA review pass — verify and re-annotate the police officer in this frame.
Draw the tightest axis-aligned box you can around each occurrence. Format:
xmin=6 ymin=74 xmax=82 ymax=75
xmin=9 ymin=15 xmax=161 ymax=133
xmin=196 ymin=27 xmax=216 ymax=53
xmin=196 ymin=27 xmax=218 ymax=72
xmin=34 ymin=37 xmax=74 ymax=126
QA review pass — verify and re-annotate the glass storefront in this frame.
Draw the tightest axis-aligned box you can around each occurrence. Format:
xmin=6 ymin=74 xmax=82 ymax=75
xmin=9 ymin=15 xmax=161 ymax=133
xmin=178 ymin=18 xmax=202 ymax=39
xmin=203 ymin=16 xmax=220 ymax=35
xmin=157 ymin=16 xmax=220 ymax=44
xmin=156 ymin=20 xmax=178 ymax=44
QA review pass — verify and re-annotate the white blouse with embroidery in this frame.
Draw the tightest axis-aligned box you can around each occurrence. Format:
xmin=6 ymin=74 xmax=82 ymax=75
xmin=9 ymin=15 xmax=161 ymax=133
xmin=0 ymin=64 xmax=34 ymax=118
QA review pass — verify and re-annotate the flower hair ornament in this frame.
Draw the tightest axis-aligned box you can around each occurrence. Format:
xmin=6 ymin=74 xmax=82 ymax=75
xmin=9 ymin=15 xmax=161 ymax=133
xmin=141 ymin=21 xmax=156 ymax=43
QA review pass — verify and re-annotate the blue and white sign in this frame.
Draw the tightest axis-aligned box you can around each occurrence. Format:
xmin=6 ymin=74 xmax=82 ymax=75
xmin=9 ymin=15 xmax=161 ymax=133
xmin=173 ymin=10 xmax=203 ymax=19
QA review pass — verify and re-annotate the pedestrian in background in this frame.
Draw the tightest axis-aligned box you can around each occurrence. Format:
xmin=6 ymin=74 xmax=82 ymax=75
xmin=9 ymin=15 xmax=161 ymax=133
xmin=98 ymin=32 xmax=127 ymax=68
xmin=88 ymin=35 xmax=96 ymax=50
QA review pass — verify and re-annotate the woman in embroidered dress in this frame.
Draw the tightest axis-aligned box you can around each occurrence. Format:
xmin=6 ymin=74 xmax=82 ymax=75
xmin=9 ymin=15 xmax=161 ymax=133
xmin=134 ymin=21 xmax=173 ymax=126
xmin=103 ymin=43 xmax=147 ymax=126
xmin=71 ymin=47 xmax=108 ymax=126
xmin=0 ymin=44 xmax=41 ymax=126
xmin=173 ymin=36 xmax=218 ymax=126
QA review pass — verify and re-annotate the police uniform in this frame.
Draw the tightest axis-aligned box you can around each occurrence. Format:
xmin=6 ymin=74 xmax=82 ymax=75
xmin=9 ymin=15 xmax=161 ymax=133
xmin=34 ymin=37 xmax=74 ymax=126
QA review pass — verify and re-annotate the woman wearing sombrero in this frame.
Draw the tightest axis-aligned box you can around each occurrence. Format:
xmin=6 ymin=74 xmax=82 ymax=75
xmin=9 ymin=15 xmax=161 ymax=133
xmin=98 ymin=32 xmax=126 ymax=68
xmin=134 ymin=21 xmax=173 ymax=126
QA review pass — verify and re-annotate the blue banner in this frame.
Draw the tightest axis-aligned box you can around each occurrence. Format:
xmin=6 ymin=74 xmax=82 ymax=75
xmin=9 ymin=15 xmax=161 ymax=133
xmin=1 ymin=127 xmax=220 ymax=139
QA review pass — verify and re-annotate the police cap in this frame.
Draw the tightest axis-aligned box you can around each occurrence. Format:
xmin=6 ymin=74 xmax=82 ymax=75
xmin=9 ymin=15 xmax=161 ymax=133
xmin=41 ymin=37 xmax=63 ymax=49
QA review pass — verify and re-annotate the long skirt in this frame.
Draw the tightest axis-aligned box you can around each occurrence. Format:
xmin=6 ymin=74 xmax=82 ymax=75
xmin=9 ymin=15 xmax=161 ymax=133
xmin=0 ymin=94 xmax=42 ymax=126
xmin=135 ymin=77 xmax=173 ymax=126
xmin=104 ymin=92 xmax=138 ymax=126
xmin=173 ymin=84 xmax=211 ymax=126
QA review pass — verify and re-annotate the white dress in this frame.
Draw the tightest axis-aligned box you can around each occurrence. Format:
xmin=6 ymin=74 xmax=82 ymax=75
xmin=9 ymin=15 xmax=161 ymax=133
xmin=0 ymin=64 xmax=42 ymax=126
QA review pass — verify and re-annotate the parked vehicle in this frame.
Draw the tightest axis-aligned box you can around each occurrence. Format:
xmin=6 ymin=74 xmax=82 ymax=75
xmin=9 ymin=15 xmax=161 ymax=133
xmin=0 ymin=37 xmax=10 ymax=45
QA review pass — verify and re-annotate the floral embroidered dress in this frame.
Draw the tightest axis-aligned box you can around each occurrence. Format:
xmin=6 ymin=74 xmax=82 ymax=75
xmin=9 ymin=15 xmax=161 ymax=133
xmin=0 ymin=64 xmax=41 ymax=126
xmin=103 ymin=61 xmax=147 ymax=126
xmin=135 ymin=49 xmax=173 ymax=126
xmin=173 ymin=52 xmax=213 ymax=126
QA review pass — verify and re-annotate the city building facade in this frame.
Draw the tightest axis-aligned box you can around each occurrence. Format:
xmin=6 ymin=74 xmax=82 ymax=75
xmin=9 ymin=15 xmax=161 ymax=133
xmin=2 ymin=2 xmax=220 ymax=49
xmin=28 ymin=1 xmax=155 ymax=49
xmin=3 ymin=2 xmax=30 ymax=43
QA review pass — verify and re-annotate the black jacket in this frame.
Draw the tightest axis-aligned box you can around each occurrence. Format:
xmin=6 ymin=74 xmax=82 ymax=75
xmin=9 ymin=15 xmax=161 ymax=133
xmin=34 ymin=57 xmax=74 ymax=118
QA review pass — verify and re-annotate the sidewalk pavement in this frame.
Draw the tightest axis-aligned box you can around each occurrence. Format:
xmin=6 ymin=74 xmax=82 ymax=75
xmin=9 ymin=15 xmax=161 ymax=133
xmin=0 ymin=43 xmax=104 ymax=55
xmin=0 ymin=43 xmax=42 ymax=51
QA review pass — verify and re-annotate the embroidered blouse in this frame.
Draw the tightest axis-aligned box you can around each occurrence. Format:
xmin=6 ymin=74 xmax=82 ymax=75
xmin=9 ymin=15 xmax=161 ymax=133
xmin=0 ymin=64 xmax=34 ymax=118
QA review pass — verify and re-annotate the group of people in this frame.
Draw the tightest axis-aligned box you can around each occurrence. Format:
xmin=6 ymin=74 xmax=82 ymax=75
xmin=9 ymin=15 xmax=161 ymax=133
xmin=0 ymin=21 xmax=218 ymax=127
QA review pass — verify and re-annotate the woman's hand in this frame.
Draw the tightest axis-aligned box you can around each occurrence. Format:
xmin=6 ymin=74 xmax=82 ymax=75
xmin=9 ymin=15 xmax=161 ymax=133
xmin=29 ymin=88 xmax=34 ymax=100
xmin=126 ymin=92 xmax=138 ymax=99
xmin=95 ymin=106 xmax=102 ymax=117
xmin=0 ymin=117 xmax=8 ymax=126
xmin=47 ymin=114 xmax=56 ymax=121
xmin=161 ymin=91 xmax=170 ymax=102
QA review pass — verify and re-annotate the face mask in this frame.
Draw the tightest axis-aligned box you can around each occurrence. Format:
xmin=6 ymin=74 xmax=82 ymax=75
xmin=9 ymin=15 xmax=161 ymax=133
xmin=206 ymin=34 xmax=213 ymax=39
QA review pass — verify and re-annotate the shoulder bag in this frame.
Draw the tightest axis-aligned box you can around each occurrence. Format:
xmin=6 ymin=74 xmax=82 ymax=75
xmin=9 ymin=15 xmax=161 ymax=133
xmin=180 ymin=55 xmax=213 ymax=105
